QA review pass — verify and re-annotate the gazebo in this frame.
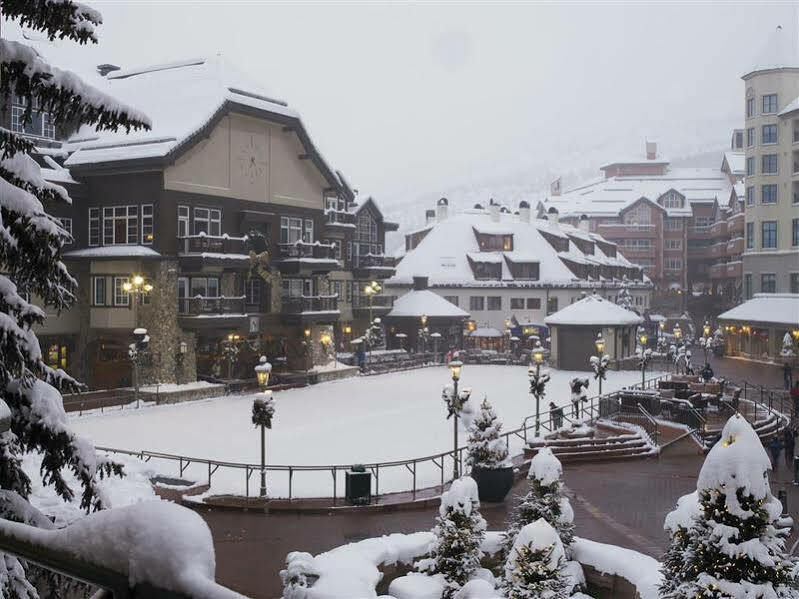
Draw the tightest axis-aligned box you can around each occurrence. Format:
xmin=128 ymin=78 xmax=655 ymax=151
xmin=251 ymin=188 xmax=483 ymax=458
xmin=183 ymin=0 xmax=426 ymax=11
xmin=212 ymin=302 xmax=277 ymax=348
xmin=385 ymin=289 xmax=469 ymax=352
xmin=464 ymin=327 xmax=506 ymax=351
xmin=544 ymin=294 xmax=643 ymax=370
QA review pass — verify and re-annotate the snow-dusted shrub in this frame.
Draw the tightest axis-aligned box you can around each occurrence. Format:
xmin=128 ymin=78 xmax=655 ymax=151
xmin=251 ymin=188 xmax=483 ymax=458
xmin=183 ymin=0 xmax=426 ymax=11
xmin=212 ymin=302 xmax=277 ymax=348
xmin=616 ymin=276 xmax=634 ymax=312
xmin=502 ymin=519 xmax=568 ymax=599
xmin=417 ymin=477 xmax=487 ymax=598
xmin=503 ymin=448 xmax=574 ymax=559
xmin=659 ymin=415 xmax=799 ymax=598
xmin=466 ymin=398 xmax=511 ymax=470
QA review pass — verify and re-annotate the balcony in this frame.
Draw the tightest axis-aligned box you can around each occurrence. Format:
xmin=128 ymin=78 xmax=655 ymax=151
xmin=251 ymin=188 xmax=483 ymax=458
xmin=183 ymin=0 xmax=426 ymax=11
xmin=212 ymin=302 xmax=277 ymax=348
xmin=708 ymin=261 xmax=742 ymax=281
xmin=177 ymin=234 xmax=250 ymax=270
xmin=281 ymin=295 xmax=340 ymax=323
xmin=710 ymin=241 xmax=728 ymax=258
xmin=688 ymin=245 xmax=714 ymax=260
xmin=689 ymin=225 xmax=715 ymax=240
xmin=351 ymin=253 xmax=396 ymax=279
xmin=352 ymin=294 xmax=395 ymax=313
xmin=726 ymin=261 xmax=742 ymax=278
xmin=324 ymin=209 xmax=356 ymax=231
xmin=728 ymin=213 xmax=745 ymax=235
xmin=277 ymin=241 xmax=339 ymax=275
xmin=177 ymin=295 xmax=248 ymax=329
xmin=726 ymin=237 xmax=744 ymax=256
xmin=709 ymin=220 xmax=728 ymax=237
xmin=597 ymin=223 xmax=656 ymax=239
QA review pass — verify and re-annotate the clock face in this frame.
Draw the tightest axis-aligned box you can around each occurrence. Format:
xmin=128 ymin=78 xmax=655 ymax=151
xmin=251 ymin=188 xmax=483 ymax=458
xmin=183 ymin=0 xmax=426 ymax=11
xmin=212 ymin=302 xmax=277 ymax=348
xmin=237 ymin=134 xmax=267 ymax=184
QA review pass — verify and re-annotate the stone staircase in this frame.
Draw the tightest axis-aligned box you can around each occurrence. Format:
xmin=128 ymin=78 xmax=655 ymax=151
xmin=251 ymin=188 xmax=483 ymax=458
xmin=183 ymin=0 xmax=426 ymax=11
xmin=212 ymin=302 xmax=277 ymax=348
xmin=524 ymin=421 xmax=657 ymax=464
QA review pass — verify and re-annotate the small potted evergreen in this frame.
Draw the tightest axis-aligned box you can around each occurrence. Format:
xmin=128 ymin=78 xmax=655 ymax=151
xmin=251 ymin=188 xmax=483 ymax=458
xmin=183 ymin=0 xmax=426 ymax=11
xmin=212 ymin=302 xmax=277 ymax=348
xmin=466 ymin=398 xmax=514 ymax=502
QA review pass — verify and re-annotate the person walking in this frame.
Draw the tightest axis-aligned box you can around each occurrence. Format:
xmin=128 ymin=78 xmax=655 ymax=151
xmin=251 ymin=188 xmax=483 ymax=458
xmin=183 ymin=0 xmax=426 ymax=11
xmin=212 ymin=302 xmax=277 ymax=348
xmin=791 ymin=381 xmax=799 ymax=419
xmin=783 ymin=427 xmax=795 ymax=468
xmin=549 ymin=402 xmax=563 ymax=430
xmin=784 ymin=362 xmax=794 ymax=390
xmin=768 ymin=436 xmax=782 ymax=469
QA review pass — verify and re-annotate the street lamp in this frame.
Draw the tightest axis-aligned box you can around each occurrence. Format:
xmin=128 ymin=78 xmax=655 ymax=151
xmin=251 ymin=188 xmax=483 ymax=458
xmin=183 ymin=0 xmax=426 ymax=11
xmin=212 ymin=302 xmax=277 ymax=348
xmin=363 ymin=281 xmax=382 ymax=326
xmin=224 ymin=333 xmax=242 ymax=379
xmin=430 ymin=331 xmax=442 ymax=363
xmin=528 ymin=342 xmax=550 ymax=437
xmin=129 ymin=328 xmax=149 ymax=408
xmin=253 ymin=356 xmax=275 ymax=498
xmin=703 ymin=320 xmax=711 ymax=338
xmin=122 ymin=275 xmax=153 ymax=296
xmin=637 ymin=326 xmax=652 ymax=388
xmin=590 ymin=332 xmax=609 ymax=397
xmin=673 ymin=323 xmax=682 ymax=343
xmin=443 ymin=360 xmax=470 ymax=479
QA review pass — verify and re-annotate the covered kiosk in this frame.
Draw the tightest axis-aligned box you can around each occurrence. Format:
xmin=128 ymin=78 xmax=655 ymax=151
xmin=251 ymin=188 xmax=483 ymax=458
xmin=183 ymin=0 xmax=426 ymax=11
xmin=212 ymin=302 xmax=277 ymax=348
xmin=385 ymin=279 xmax=469 ymax=352
xmin=544 ymin=294 xmax=642 ymax=370
xmin=718 ymin=293 xmax=799 ymax=363
xmin=465 ymin=327 xmax=506 ymax=351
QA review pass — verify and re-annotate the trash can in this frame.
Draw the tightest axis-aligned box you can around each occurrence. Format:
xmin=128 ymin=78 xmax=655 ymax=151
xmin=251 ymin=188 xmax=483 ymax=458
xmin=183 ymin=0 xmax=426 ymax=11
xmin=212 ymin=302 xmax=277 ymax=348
xmin=345 ymin=464 xmax=371 ymax=505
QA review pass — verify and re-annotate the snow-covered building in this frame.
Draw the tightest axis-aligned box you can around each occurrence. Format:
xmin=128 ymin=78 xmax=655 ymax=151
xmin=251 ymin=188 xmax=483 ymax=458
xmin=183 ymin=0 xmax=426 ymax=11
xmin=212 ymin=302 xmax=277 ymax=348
xmin=385 ymin=199 xmax=652 ymax=335
xmin=718 ymin=293 xmax=799 ymax=362
xmin=539 ymin=139 xmax=745 ymax=311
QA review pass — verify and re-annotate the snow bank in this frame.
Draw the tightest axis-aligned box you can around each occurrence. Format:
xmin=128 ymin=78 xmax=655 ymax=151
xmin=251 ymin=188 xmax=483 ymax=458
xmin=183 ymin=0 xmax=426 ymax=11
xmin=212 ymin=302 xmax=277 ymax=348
xmin=0 ymin=501 xmax=240 ymax=597
xmin=528 ymin=447 xmax=562 ymax=485
xmin=572 ymin=537 xmax=661 ymax=599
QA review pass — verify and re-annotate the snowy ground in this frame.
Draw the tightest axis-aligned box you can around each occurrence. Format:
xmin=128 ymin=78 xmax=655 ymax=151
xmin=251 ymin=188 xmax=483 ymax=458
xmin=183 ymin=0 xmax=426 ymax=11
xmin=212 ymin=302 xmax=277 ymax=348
xmin=70 ymin=366 xmax=662 ymax=498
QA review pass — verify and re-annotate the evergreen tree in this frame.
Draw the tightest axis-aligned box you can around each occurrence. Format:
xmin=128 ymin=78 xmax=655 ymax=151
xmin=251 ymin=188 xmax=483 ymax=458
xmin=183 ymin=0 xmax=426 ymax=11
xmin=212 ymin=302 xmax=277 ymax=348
xmin=0 ymin=3 xmax=149 ymax=594
xmin=417 ymin=476 xmax=486 ymax=599
xmin=660 ymin=416 xmax=799 ymax=599
xmin=466 ymin=398 xmax=510 ymax=470
xmin=616 ymin=275 xmax=634 ymax=312
xmin=503 ymin=448 xmax=574 ymax=560
xmin=503 ymin=519 xmax=569 ymax=599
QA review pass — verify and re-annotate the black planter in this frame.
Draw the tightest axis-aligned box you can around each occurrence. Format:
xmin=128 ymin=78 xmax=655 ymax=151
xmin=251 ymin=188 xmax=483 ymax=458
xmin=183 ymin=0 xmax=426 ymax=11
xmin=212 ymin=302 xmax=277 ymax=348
xmin=470 ymin=465 xmax=515 ymax=502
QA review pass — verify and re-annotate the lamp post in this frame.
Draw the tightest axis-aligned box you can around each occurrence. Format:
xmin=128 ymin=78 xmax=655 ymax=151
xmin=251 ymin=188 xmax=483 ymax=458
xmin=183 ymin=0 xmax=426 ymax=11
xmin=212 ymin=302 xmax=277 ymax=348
xmin=224 ymin=333 xmax=242 ymax=379
xmin=444 ymin=360 xmax=470 ymax=479
xmin=528 ymin=341 xmax=549 ymax=437
xmin=363 ymin=281 xmax=381 ymax=329
xmin=701 ymin=320 xmax=712 ymax=366
xmin=590 ymin=332 xmax=609 ymax=397
xmin=253 ymin=356 xmax=274 ymax=498
xmin=129 ymin=328 xmax=149 ymax=408
xmin=431 ymin=331 xmax=442 ymax=363
xmin=637 ymin=326 xmax=649 ymax=387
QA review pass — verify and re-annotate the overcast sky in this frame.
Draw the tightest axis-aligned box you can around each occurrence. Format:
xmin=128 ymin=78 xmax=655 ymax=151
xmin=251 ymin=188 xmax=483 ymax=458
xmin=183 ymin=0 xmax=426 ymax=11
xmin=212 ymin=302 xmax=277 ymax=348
xmin=16 ymin=2 xmax=799 ymax=204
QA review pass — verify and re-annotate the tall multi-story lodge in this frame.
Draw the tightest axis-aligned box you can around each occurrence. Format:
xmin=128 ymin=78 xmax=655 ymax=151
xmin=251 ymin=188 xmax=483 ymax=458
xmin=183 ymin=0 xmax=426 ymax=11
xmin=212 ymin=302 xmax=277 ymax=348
xmin=539 ymin=140 xmax=745 ymax=313
xmin=386 ymin=199 xmax=652 ymax=334
xmin=2 ymin=56 xmax=397 ymax=389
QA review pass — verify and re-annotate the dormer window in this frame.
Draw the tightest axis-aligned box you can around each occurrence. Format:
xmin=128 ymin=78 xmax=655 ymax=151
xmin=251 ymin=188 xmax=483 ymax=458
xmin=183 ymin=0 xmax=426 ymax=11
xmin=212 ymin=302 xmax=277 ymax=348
xmin=476 ymin=233 xmax=513 ymax=251
xmin=661 ymin=192 xmax=683 ymax=209
xmin=511 ymin=262 xmax=539 ymax=280
xmin=539 ymin=230 xmax=568 ymax=252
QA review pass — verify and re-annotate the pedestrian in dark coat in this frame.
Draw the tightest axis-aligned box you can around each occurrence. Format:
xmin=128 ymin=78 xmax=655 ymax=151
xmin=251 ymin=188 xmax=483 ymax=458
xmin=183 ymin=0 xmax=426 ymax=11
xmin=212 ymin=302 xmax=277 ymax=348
xmin=785 ymin=362 xmax=794 ymax=390
xmin=783 ymin=427 xmax=796 ymax=467
xmin=769 ymin=436 xmax=782 ymax=469
xmin=549 ymin=402 xmax=563 ymax=430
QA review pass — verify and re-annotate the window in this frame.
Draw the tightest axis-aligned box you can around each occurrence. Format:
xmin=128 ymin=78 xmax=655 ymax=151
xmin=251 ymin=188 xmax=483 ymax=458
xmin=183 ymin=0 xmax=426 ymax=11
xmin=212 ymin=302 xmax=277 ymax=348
xmin=10 ymin=96 xmax=55 ymax=139
xmin=331 ymin=239 xmax=342 ymax=260
xmin=178 ymin=205 xmax=189 ymax=237
xmin=444 ymin=296 xmax=459 ymax=307
xmin=510 ymin=298 xmax=525 ymax=310
xmin=761 ymin=184 xmax=778 ymax=205
xmin=665 ymin=239 xmax=682 ymax=250
xmin=469 ymin=296 xmax=484 ymax=311
xmin=746 ymin=97 xmax=755 ymax=118
xmin=744 ymin=274 xmax=752 ymax=299
xmin=761 ymin=124 xmax=778 ymax=144
xmin=761 ymin=154 xmax=778 ymax=175
xmin=59 ymin=217 xmax=72 ymax=244
xmin=623 ymin=239 xmax=652 ymax=249
xmin=303 ymin=219 xmax=314 ymax=243
xmin=177 ymin=277 xmax=188 ymax=312
xmin=487 ymin=296 xmax=502 ymax=311
xmin=103 ymin=206 xmax=138 ymax=245
xmin=141 ymin=205 xmax=154 ymax=244
xmin=477 ymin=233 xmax=514 ymax=251
xmin=746 ymin=222 xmax=754 ymax=249
xmin=661 ymin=192 xmax=682 ymax=209
xmin=735 ymin=131 xmax=743 ymax=148
xmin=761 ymin=221 xmax=777 ymax=249
xmin=761 ymin=273 xmax=776 ymax=293
xmin=356 ymin=213 xmax=378 ymax=242
xmin=546 ymin=297 xmax=558 ymax=315
xmin=665 ymin=218 xmax=682 ymax=231
xmin=245 ymin=278 xmax=261 ymax=306
xmin=747 ymin=127 xmax=755 ymax=147
xmin=280 ymin=216 xmax=303 ymax=244
xmin=330 ymin=280 xmax=342 ymax=301
xmin=694 ymin=216 xmax=714 ymax=229
xmin=92 ymin=277 xmax=106 ymax=306
xmin=791 ymin=273 xmax=799 ymax=294
xmin=665 ymin=258 xmax=682 ymax=270
xmin=762 ymin=94 xmax=778 ymax=114
xmin=190 ymin=277 xmax=219 ymax=298
xmin=193 ymin=208 xmax=221 ymax=236
xmin=527 ymin=298 xmax=541 ymax=310
xmin=623 ymin=204 xmax=651 ymax=224
xmin=113 ymin=277 xmax=130 ymax=306
xmin=512 ymin=262 xmax=539 ymax=280
xmin=793 ymin=218 xmax=799 ymax=247
xmin=88 ymin=208 xmax=100 ymax=246
xmin=746 ymin=186 xmax=755 ymax=207
xmin=746 ymin=156 xmax=755 ymax=176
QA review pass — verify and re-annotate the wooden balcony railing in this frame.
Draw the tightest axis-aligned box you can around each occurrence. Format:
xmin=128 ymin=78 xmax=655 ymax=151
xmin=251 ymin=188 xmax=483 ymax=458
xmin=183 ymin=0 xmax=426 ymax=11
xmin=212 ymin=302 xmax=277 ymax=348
xmin=352 ymin=294 xmax=395 ymax=309
xmin=178 ymin=234 xmax=247 ymax=254
xmin=178 ymin=295 xmax=246 ymax=315
xmin=352 ymin=254 xmax=393 ymax=269
xmin=325 ymin=210 xmax=356 ymax=226
xmin=278 ymin=241 xmax=337 ymax=260
xmin=281 ymin=295 xmax=339 ymax=314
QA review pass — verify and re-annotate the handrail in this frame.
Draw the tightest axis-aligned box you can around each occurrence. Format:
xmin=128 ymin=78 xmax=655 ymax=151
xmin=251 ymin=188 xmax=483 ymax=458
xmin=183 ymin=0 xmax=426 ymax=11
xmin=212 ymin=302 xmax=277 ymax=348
xmin=636 ymin=403 xmax=659 ymax=446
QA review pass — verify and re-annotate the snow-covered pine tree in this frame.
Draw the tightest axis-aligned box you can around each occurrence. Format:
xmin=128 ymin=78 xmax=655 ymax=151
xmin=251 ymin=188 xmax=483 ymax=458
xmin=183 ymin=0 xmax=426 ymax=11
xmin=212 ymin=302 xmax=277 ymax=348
xmin=781 ymin=331 xmax=796 ymax=358
xmin=1 ymin=2 xmax=150 ymax=594
xmin=503 ymin=448 xmax=574 ymax=560
xmin=503 ymin=519 xmax=569 ymax=599
xmin=616 ymin=275 xmax=634 ymax=312
xmin=466 ymin=398 xmax=510 ymax=470
xmin=659 ymin=415 xmax=799 ymax=599
xmin=417 ymin=476 xmax=486 ymax=599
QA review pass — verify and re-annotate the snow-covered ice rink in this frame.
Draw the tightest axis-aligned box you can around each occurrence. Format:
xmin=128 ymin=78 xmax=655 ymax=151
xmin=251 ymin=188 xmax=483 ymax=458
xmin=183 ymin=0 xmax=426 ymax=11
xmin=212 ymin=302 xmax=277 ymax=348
xmin=71 ymin=365 xmax=663 ymax=498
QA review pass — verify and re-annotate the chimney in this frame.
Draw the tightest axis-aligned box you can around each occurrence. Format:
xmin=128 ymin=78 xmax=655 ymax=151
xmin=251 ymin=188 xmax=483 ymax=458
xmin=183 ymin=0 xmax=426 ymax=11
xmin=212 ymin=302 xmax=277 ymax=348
xmin=97 ymin=63 xmax=121 ymax=77
xmin=578 ymin=214 xmax=590 ymax=232
xmin=489 ymin=198 xmax=500 ymax=222
xmin=413 ymin=276 xmax=429 ymax=291
xmin=646 ymin=141 xmax=657 ymax=160
xmin=518 ymin=200 xmax=531 ymax=223
xmin=425 ymin=209 xmax=436 ymax=226
xmin=546 ymin=206 xmax=560 ymax=227
xmin=436 ymin=197 xmax=448 ymax=222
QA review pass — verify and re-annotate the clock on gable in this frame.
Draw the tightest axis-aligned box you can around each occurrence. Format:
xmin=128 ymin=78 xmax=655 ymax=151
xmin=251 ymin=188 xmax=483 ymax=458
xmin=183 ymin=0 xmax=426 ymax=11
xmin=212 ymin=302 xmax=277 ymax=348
xmin=236 ymin=134 xmax=267 ymax=185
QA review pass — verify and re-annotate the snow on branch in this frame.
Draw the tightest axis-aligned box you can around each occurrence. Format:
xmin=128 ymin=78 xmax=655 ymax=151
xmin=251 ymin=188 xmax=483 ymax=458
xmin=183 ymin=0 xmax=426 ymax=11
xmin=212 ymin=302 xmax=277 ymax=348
xmin=1 ymin=0 xmax=103 ymax=44
xmin=2 ymin=151 xmax=71 ymax=205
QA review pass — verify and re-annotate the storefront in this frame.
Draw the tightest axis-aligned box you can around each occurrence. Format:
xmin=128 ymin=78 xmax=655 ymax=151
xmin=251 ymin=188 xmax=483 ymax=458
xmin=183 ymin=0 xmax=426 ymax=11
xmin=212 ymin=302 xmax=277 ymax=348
xmin=718 ymin=294 xmax=799 ymax=364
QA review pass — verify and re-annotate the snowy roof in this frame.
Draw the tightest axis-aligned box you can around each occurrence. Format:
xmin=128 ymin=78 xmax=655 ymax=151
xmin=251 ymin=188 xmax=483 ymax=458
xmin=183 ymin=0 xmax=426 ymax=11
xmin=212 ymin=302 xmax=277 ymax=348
xmin=387 ymin=290 xmax=469 ymax=319
xmin=387 ymin=210 xmax=641 ymax=289
xmin=469 ymin=327 xmax=502 ymax=338
xmin=544 ymin=164 xmax=733 ymax=219
xmin=64 ymin=246 xmax=161 ymax=259
xmin=743 ymin=25 xmax=799 ymax=78
xmin=544 ymin=294 xmax=643 ymax=326
xmin=722 ymin=151 xmax=745 ymax=175
xmin=779 ymin=96 xmax=799 ymax=117
xmin=717 ymin=293 xmax=799 ymax=326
